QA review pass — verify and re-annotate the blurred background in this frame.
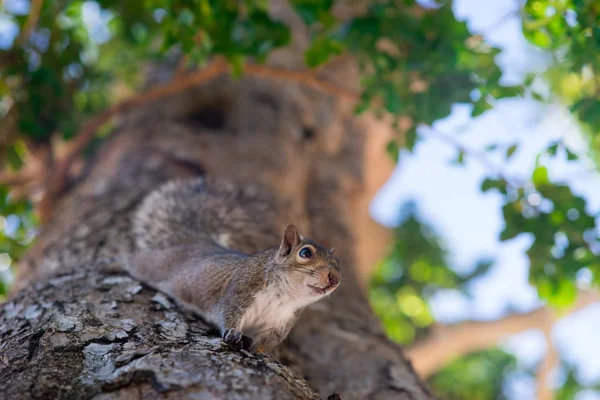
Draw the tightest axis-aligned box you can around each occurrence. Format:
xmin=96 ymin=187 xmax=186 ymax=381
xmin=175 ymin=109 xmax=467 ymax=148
xmin=1 ymin=0 xmax=600 ymax=399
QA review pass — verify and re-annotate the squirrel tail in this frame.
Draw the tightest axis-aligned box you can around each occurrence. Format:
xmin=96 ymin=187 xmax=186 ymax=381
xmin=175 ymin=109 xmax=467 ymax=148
xmin=133 ymin=177 xmax=281 ymax=254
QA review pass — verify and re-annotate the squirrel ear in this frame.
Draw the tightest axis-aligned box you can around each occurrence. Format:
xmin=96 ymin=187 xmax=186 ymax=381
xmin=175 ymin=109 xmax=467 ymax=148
xmin=330 ymin=248 xmax=335 ymax=255
xmin=279 ymin=224 xmax=301 ymax=257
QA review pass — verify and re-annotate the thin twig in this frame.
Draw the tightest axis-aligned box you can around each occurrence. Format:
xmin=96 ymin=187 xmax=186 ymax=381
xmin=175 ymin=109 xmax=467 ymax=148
xmin=536 ymin=314 xmax=558 ymax=400
xmin=419 ymin=124 xmax=524 ymax=188
xmin=20 ymin=0 xmax=44 ymax=43
xmin=243 ymin=63 xmax=359 ymax=100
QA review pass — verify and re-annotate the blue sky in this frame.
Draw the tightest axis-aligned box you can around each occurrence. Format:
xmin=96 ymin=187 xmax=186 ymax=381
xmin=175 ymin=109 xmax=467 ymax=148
xmin=372 ymin=0 xmax=600 ymax=398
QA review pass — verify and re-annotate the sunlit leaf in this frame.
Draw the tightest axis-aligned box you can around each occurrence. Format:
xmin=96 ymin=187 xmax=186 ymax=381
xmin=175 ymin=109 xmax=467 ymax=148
xmin=506 ymin=144 xmax=518 ymax=159
xmin=472 ymin=98 xmax=492 ymax=117
xmin=532 ymin=165 xmax=549 ymax=186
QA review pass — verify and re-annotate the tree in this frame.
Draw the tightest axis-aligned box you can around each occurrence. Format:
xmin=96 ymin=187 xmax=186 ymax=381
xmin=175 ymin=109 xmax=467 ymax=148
xmin=1 ymin=0 xmax=599 ymax=399
xmin=0 ymin=1 xmax=430 ymax=399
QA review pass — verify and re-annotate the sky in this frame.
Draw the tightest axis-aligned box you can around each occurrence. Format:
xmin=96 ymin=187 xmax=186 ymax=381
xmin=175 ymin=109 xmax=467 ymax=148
xmin=371 ymin=0 xmax=600 ymax=398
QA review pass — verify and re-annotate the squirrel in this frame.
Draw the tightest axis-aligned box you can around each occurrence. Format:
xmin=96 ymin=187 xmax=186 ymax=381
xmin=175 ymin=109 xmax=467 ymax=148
xmin=125 ymin=177 xmax=341 ymax=354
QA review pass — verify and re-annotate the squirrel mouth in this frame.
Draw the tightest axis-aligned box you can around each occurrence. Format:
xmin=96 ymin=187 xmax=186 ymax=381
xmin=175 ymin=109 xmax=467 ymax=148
xmin=308 ymin=281 xmax=339 ymax=295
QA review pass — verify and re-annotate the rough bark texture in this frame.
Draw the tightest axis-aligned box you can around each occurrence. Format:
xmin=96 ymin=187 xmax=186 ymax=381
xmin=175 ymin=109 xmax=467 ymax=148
xmin=1 ymin=3 xmax=434 ymax=399
xmin=1 ymin=271 xmax=318 ymax=399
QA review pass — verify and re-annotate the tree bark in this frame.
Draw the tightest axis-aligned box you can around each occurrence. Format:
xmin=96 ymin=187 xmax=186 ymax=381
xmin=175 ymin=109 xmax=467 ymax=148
xmin=1 ymin=4 xmax=434 ymax=399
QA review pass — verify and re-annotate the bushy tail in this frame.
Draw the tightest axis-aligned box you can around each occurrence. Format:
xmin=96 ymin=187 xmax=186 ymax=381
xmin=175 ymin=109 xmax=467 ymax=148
xmin=133 ymin=177 xmax=281 ymax=254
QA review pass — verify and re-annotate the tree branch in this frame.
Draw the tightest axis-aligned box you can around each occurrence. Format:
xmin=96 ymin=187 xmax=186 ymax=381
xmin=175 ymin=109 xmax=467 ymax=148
xmin=536 ymin=310 xmax=558 ymax=400
xmin=242 ymin=63 xmax=359 ymax=100
xmin=20 ymin=0 xmax=44 ymax=43
xmin=405 ymin=290 xmax=600 ymax=378
xmin=0 ymin=170 xmax=36 ymax=187
xmin=56 ymin=58 xmax=358 ymax=188
xmin=30 ymin=58 xmax=523 ymax=226
xmin=37 ymin=58 xmax=360 ymax=222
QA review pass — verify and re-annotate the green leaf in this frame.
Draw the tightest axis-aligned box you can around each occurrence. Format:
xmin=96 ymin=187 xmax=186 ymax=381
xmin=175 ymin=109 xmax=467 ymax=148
xmin=571 ymin=97 xmax=600 ymax=126
xmin=538 ymin=278 xmax=578 ymax=308
xmin=305 ymin=36 xmax=344 ymax=68
xmin=5 ymin=145 xmax=24 ymax=170
xmin=532 ymin=165 xmax=549 ymax=187
xmin=471 ymin=98 xmax=492 ymax=117
xmin=506 ymin=144 xmax=517 ymax=159
xmin=452 ymin=150 xmax=465 ymax=165
xmin=228 ymin=55 xmax=245 ymax=77
xmin=565 ymin=148 xmax=579 ymax=161
xmin=500 ymin=226 xmax=520 ymax=241
xmin=532 ymin=92 xmax=545 ymax=102
xmin=384 ymin=86 xmax=402 ymax=114
xmin=353 ymin=104 xmax=367 ymax=117
xmin=386 ymin=140 xmax=400 ymax=163
xmin=292 ymin=0 xmax=334 ymax=26
xmin=546 ymin=141 xmax=560 ymax=156
xmin=405 ymin=126 xmax=418 ymax=152
xmin=480 ymin=178 xmax=507 ymax=194
xmin=524 ymin=73 xmax=536 ymax=87
xmin=494 ymin=85 xmax=524 ymax=99
xmin=525 ymin=29 xmax=552 ymax=48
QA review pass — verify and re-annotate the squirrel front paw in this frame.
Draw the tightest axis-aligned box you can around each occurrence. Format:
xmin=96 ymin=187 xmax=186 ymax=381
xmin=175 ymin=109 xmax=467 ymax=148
xmin=223 ymin=328 xmax=243 ymax=349
xmin=240 ymin=335 xmax=253 ymax=351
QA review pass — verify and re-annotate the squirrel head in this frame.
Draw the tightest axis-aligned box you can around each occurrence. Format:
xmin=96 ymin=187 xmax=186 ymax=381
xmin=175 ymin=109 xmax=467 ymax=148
xmin=274 ymin=224 xmax=341 ymax=298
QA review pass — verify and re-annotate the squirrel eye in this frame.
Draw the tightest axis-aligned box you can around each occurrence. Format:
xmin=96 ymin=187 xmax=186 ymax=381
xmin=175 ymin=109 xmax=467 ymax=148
xmin=299 ymin=247 xmax=312 ymax=259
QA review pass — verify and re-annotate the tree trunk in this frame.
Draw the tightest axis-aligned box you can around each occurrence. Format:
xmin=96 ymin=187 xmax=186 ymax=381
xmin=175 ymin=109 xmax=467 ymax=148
xmin=0 ymin=5 xmax=434 ymax=399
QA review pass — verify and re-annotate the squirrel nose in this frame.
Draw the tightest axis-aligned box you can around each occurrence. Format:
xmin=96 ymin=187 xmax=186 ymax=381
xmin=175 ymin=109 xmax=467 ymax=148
xmin=328 ymin=269 xmax=341 ymax=286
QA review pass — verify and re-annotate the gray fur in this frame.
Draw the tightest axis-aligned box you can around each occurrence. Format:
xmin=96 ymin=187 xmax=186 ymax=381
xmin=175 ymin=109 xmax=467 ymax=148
xmin=127 ymin=178 xmax=341 ymax=354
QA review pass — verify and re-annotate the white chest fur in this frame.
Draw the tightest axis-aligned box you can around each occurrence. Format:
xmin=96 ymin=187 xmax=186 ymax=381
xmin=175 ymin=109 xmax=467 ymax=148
xmin=240 ymin=288 xmax=312 ymax=342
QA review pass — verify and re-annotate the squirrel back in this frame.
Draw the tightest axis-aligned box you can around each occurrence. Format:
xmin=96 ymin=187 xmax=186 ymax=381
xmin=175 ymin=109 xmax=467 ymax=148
xmin=133 ymin=177 xmax=281 ymax=253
